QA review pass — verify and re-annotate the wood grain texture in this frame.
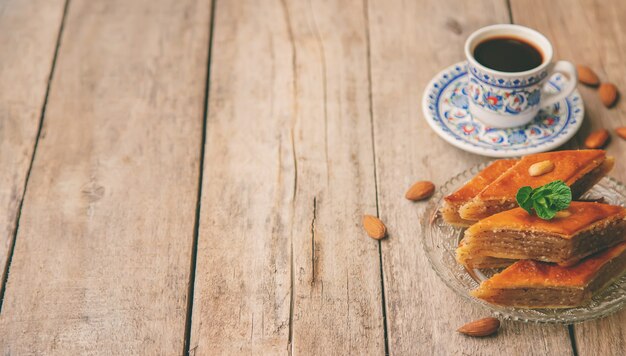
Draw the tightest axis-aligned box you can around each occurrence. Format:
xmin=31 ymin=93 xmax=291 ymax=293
xmin=0 ymin=0 xmax=66 ymax=296
xmin=511 ymin=0 xmax=626 ymax=354
xmin=367 ymin=0 xmax=573 ymax=354
xmin=189 ymin=0 xmax=384 ymax=354
xmin=0 ymin=0 xmax=211 ymax=354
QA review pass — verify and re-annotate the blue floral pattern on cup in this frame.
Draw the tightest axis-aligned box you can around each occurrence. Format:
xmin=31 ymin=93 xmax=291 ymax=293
xmin=468 ymin=77 xmax=542 ymax=116
xmin=468 ymin=63 xmax=549 ymax=88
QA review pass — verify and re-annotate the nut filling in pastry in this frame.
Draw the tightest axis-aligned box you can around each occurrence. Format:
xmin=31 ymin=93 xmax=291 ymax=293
xmin=457 ymin=202 xmax=626 ymax=268
xmin=471 ymin=242 xmax=626 ymax=308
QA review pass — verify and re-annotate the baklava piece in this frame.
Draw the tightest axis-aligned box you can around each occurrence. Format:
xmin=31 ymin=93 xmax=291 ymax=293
xmin=471 ymin=242 xmax=626 ymax=308
xmin=459 ymin=150 xmax=614 ymax=221
xmin=457 ymin=202 xmax=626 ymax=268
xmin=441 ymin=159 xmax=517 ymax=227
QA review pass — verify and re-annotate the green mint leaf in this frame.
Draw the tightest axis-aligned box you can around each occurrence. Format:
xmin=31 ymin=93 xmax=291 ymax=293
xmin=516 ymin=186 xmax=533 ymax=214
xmin=534 ymin=200 xmax=557 ymax=220
xmin=531 ymin=187 xmax=551 ymax=200
xmin=543 ymin=180 xmax=572 ymax=211
xmin=515 ymin=180 xmax=572 ymax=220
xmin=540 ymin=180 xmax=566 ymax=191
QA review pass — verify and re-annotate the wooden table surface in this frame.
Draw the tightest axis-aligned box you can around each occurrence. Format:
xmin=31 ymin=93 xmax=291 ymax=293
xmin=1 ymin=0 xmax=625 ymax=354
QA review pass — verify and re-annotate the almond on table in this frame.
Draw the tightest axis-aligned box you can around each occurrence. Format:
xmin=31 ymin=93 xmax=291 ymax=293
xmin=585 ymin=129 xmax=609 ymax=148
xmin=405 ymin=181 xmax=435 ymax=201
xmin=457 ymin=317 xmax=500 ymax=337
xmin=577 ymin=65 xmax=600 ymax=86
xmin=616 ymin=127 xmax=626 ymax=140
xmin=362 ymin=215 xmax=386 ymax=240
xmin=599 ymin=82 xmax=619 ymax=108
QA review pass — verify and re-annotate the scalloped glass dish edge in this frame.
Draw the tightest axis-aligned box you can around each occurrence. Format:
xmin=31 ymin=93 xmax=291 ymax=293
xmin=421 ymin=162 xmax=626 ymax=324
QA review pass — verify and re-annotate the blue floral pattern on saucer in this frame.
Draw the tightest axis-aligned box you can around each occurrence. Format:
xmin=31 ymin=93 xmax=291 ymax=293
xmin=421 ymin=62 xmax=584 ymax=158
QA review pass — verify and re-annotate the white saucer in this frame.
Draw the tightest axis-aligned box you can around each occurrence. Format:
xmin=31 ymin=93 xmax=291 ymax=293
xmin=421 ymin=62 xmax=584 ymax=157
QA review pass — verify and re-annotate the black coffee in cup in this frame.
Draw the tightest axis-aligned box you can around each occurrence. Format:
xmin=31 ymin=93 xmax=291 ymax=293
xmin=473 ymin=36 xmax=543 ymax=72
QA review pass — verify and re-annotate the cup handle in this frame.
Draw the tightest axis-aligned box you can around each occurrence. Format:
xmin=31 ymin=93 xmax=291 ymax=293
xmin=541 ymin=61 xmax=578 ymax=108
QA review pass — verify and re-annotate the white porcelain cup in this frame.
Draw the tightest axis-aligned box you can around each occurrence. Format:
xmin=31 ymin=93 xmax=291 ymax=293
xmin=465 ymin=24 xmax=577 ymax=128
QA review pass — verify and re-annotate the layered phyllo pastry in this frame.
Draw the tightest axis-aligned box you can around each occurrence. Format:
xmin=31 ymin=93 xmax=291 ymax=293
xmin=471 ymin=242 xmax=626 ymax=308
xmin=457 ymin=202 xmax=626 ymax=268
xmin=441 ymin=159 xmax=517 ymax=227
xmin=458 ymin=150 xmax=614 ymax=222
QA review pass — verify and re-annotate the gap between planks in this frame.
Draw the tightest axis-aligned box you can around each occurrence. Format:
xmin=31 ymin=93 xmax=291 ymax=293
xmin=281 ymin=0 xmax=298 ymax=352
xmin=362 ymin=0 xmax=390 ymax=354
xmin=184 ymin=0 xmax=218 ymax=355
xmin=0 ymin=0 xmax=71 ymax=313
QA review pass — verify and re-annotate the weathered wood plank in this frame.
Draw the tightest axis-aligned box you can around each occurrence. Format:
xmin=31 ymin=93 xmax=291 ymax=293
xmin=367 ymin=0 xmax=573 ymax=354
xmin=0 ymin=0 xmax=212 ymax=354
xmin=288 ymin=0 xmax=385 ymax=353
xmin=0 ymin=0 xmax=67 ymax=296
xmin=511 ymin=0 xmax=626 ymax=354
xmin=189 ymin=0 xmax=384 ymax=354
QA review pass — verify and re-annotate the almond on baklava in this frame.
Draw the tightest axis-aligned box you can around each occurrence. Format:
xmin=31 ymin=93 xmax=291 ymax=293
xmin=471 ymin=242 xmax=626 ymax=308
xmin=458 ymin=150 xmax=614 ymax=222
xmin=457 ymin=202 xmax=626 ymax=268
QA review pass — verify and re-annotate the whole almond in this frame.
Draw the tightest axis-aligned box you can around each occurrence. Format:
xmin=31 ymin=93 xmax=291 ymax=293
xmin=616 ymin=127 xmax=626 ymax=140
xmin=528 ymin=160 xmax=555 ymax=177
xmin=555 ymin=210 xmax=572 ymax=218
xmin=362 ymin=215 xmax=386 ymax=240
xmin=577 ymin=65 xmax=600 ymax=86
xmin=599 ymin=83 xmax=619 ymax=108
xmin=457 ymin=317 xmax=500 ymax=337
xmin=585 ymin=129 xmax=609 ymax=148
xmin=405 ymin=181 xmax=435 ymax=201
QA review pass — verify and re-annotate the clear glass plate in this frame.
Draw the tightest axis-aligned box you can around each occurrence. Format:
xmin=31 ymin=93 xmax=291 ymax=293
xmin=421 ymin=162 xmax=626 ymax=323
